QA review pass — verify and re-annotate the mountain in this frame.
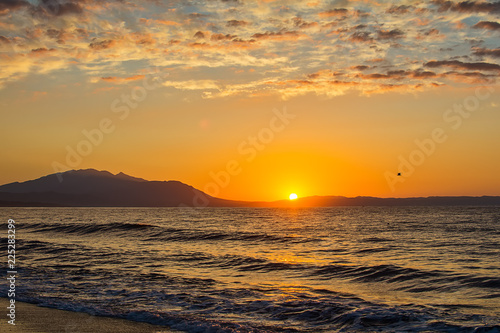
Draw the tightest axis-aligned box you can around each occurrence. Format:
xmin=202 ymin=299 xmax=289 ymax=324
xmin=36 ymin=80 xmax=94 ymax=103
xmin=0 ymin=169 xmax=236 ymax=207
xmin=0 ymin=169 xmax=499 ymax=207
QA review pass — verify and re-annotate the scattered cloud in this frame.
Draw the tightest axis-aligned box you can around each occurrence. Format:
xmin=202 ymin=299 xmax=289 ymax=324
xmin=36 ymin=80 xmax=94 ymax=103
xmin=139 ymin=18 xmax=181 ymax=26
xmin=319 ymin=8 xmax=348 ymax=18
xmin=432 ymin=0 xmax=500 ymax=14
xmin=377 ymin=29 xmax=405 ymax=40
xmin=227 ymin=20 xmax=249 ymax=27
xmin=386 ymin=5 xmax=413 ymax=15
xmin=36 ymin=0 xmax=84 ymax=17
xmin=0 ymin=0 xmax=28 ymax=13
xmin=89 ymin=39 xmax=116 ymax=50
xmin=0 ymin=0 xmax=499 ymax=98
xmin=193 ymin=31 xmax=206 ymax=39
xmin=251 ymin=30 xmax=303 ymax=41
xmin=472 ymin=21 xmax=500 ymax=31
xmin=473 ymin=47 xmax=500 ymax=58
xmin=349 ymin=31 xmax=373 ymax=43
xmin=425 ymin=60 xmax=500 ymax=72
xmin=163 ymin=80 xmax=221 ymax=91
xmin=101 ymin=75 xmax=146 ymax=84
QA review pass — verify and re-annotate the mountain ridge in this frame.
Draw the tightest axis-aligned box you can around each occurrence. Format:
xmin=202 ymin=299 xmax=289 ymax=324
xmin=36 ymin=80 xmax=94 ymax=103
xmin=1 ymin=169 xmax=499 ymax=207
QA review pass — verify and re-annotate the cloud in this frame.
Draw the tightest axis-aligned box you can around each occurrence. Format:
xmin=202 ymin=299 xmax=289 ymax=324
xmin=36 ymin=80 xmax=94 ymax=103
xmin=251 ymin=30 xmax=303 ymax=41
xmin=442 ymin=71 xmax=495 ymax=84
xmin=356 ymin=69 xmax=438 ymax=80
xmin=351 ymin=65 xmax=370 ymax=71
xmin=188 ymin=12 xmax=209 ymax=20
xmin=139 ymin=18 xmax=181 ymax=26
xmin=292 ymin=17 xmax=319 ymax=29
xmin=318 ymin=8 xmax=348 ymax=18
xmin=425 ymin=28 xmax=440 ymax=36
xmin=226 ymin=19 xmax=248 ymax=27
xmin=193 ymin=31 xmax=205 ymax=39
xmin=377 ymin=29 xmax=405 ymax=40
xmin=100 ymin=75 xmax=146 ymax=84
xmin=1 ymin=0 xmax=499 ymax=97
xmin=432 ymin=0 xmax=500 ymax=14
xmin=162 ymin=80 xmax=221 ymax=91
xmin=473 ymin=47 xmax=500 ymax=58
xmin=32 ymin=0 xmax=84 ymax=17
xmin=89 ymin=39 xmax=115 ymax=50
xmin=386 ymin=5 xmax=413 ymax=14
xmin=425 ymin=60 xmax=500 ymax=71
xmin=348 ymin=31 xmax=373 ymax=43
xmin=410 ymin=70 xmax=438 ymax=79
xmin=0 ymin=0 xmax=28 ymax=13
xmin=31 ymin=47 xmax=55 ymax=54
xmin=187 ymin=32 xmax=259 ymax=51
xmin=210 ymin=33 xmax=238 ymax=41
xmin=473 ymin=21 xmax=500 ymax=31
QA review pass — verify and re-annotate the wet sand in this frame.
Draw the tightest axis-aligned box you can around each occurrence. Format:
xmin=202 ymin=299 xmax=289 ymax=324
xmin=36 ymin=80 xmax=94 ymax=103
xmin=0 ymin=298 xmax=177 ymax=333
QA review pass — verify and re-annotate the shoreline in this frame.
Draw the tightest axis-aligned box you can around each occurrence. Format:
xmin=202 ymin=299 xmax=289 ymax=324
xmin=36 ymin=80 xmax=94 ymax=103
xmin=0 ymin=298 xmax=178 ymax=333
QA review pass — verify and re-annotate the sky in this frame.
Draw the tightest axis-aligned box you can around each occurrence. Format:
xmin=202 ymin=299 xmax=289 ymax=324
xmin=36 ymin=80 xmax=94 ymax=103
xmin=0 ymin=0 xmax=499 ymax=201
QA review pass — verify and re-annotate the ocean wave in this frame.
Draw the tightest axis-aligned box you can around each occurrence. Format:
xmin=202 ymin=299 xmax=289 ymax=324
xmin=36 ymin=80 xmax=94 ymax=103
xmin=25 ymin=221 xmax=161 ymax=234
xmin=4 ymin=206 xmax=499 ymax=332
xmin=6 ymin=287 xmax=497 ymax=333
xmin=25 ymin=221 xmax=318 ymax=244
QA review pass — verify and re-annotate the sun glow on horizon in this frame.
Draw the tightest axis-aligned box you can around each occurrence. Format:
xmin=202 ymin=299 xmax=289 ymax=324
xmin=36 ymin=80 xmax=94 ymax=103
xmin=289 ymin=193 xmax=298 ymax=200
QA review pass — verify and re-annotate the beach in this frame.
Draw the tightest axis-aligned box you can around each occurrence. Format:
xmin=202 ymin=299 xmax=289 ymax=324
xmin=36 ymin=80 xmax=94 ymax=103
xmin=0 ymin=298 xmax=176 ymax=333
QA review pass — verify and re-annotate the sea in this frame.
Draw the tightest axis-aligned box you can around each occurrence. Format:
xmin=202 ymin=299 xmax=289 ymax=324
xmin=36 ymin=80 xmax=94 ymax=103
xmin=1 ymin=207 xmax=499 ymax=332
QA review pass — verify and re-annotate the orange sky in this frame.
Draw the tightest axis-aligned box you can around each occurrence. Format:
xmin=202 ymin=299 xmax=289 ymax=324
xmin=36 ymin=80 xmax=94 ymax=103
xmin=1 ymin=0 xmax=499 ymax=201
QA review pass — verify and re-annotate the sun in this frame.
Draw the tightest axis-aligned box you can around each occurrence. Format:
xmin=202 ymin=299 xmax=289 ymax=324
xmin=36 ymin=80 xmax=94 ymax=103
xmin=289 ymin=193 xmax=298 ymax=200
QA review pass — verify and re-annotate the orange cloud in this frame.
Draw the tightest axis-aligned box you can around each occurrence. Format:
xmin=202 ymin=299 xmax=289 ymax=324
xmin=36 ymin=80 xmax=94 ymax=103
xmin=433 ymin=0 xmax=500 ymax=14
xmin=139 ymin=18 xmax=181 ymax=26
xmin=473 ymin=21 xmax=500 ymax=31
xmin=227 ymin=20 xmax=249 ymax=27
xmin=188 ymin=39 xmax=257 ymax=51
xmin=251 ymin=30 xmax=304 ymax=41
xmin=413 ymin=18 xmax=431 ymax=26
xmin=362 ymin=83 xmax=424 ymax=95
xmin=89 ymin=39 xmax=116 ymax=50
xmin=318 ymin=9 xmax=348 ymax=18
xmin=292 ymin=17 xmax=319 ymax=29
xmin=454 ymin=21 xmax=466 ymax=29
xmin=29 ymin=48 xmax=57 ymax=57
xmin=425 ymin=60 xmax=500 ymax=72
xmin=100 ymin=75 xmax=146 ymax=84
xmin=473 ymin=47 xmax=500 ymax=58
xmin=157 ymin=20 xmax=181 ymax=26
xmin=442 ymin=71 xmax=495 ymax=84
